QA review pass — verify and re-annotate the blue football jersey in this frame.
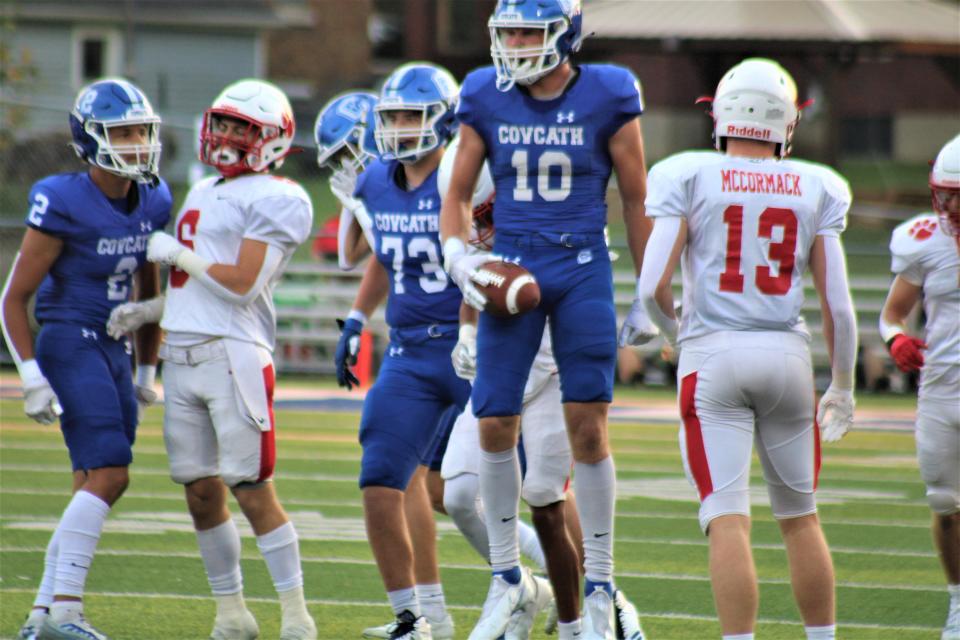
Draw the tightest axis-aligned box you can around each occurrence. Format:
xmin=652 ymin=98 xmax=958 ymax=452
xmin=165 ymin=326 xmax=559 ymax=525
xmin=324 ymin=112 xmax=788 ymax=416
xmin=457 ymin=64 xmax=643 ymax=235
xmin=26 ymin=172 xmax=173 ymax=327
xmin=354 ymin=160 xmax=461 ymax=328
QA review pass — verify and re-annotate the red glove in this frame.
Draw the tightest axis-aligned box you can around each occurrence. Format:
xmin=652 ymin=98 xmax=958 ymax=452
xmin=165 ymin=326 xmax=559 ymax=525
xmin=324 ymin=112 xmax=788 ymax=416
xmin=888 ymin=334 xmax=926 ymax=372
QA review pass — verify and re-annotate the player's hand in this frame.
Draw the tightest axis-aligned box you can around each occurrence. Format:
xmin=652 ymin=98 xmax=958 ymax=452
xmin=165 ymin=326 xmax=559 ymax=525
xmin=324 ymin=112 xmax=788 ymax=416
xmin=817 ymin=385 xmax=854 ymax=443
xmin=106 ymin=296 xmax=165 ymax=339
xmin=135 ymin=383 xmax=158 ymax=421
xmin=451 ymin=324 xmax=477 ymax=380
xmin=888 ymin=334 xmax=926 ymax=373
xmin=23 ymin=377 xmax=62 ymax=425
xmin=330 ymin=165 xmax=359 ymax=208
xmin=335 ymin=318 xmax=363 ymax=390
xmin=618 ymin=298 xmax=660 ymax=347
xmin=443 ymin=241 xmax=500 ymax=311
xmin=147 ymin=231 xmax=185 ymax=266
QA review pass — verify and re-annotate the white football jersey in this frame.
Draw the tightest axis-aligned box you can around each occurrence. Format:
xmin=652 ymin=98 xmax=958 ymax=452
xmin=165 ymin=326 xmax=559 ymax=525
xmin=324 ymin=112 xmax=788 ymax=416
xmin=162 ymin=173 xmax=313 ymax=351
xmin=646 ymin=151 xmax=850 ymax=343
xmin=890 ymin=214 xmax=960 ymax=400
xmin=523 ymin=325 xmax=558 ymax=403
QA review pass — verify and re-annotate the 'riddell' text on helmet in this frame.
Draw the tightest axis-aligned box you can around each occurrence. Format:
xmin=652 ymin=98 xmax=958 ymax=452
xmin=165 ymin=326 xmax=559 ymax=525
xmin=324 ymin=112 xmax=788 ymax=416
xmin=200 ymin=79 xmax=295 ymax=178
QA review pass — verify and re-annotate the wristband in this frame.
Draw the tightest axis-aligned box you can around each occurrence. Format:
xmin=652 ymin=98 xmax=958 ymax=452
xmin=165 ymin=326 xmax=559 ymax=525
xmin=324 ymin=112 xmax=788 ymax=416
xmin=459 ymin=323 xmax=477 ymax=343
xmin=347 ymin=309 xmax=368 ymax=326
xmin=136 ymin=364 xmax=157 ymax=390
xmin=174 ymin=249 xmax=212 ymax=279
xmin=831 ymin=369 xmax=854 ymax=391
xmin=19 ymin=359 xmax=45 ymax=387
xmin=442 ymin=237 xmax=467 ymax=272
xmin=878 ymin=317 xmax=907 ymax=345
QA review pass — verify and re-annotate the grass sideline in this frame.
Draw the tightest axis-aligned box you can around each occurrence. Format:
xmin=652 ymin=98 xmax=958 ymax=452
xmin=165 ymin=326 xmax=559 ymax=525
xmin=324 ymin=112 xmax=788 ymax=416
xmin=0 ymin=395 xmax=946 ymax=640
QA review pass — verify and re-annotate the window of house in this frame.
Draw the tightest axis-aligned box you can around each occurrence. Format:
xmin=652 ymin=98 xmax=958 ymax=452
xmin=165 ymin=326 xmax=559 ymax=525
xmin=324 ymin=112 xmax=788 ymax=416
xmin=841 ymin=116 xmax=893 ymax=157
xmin=72 ymin=29 xmax=121 ymax=88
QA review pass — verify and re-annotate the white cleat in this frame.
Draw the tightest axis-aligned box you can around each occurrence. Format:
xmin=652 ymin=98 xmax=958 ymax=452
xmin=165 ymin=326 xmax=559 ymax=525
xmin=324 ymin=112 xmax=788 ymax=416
xmin=17 ymin=609 xmax=47 ymax=640
xmin=943 ymin=596 xmax=960 ymax=640
xmin=582 ymin=585 xmax=616 ymax=640
xmin=426 ymin=613 xmax=454 ymax=640
xmin=613 ymin=590 xmax=646 ymax=640
xmin=362 ymin=619 xmax=396 ymax=639
xmin=388 ymin=610 xmax=432 ymax=640
xmin=210 ymin=609 xmax=259 ymax=640
xmin=280 ymin=615 xmax=317 ymax=640
xmin=468 ymin=570 xmax=537 ymax=640
xmin=505 ymin=571 xmax=554 ymax=640
xmin=38 ymin=615 xmax=109 ymax=640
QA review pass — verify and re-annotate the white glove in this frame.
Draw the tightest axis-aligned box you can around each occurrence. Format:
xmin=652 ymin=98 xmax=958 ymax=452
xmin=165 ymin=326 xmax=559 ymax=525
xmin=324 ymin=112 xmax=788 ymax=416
xmin=817 ymin=384 xmax=854 ymax=443
xmin=147 ymin=231 xmax=185 ymax=266
xmin=106 ymin=296 xmax=165 ymax=339
xmin=451 ymin=324 xmax=477 ymax=380
xmin=443 ymin=238 xmax=501 ymax=312
xmin=619 ymin=298 xmax=660 ymax=347
xmin=135 ymin=366 xmax=158 ymax=421
xmin=20 ymin=360 xmax=62 ymax=424
xmin=330 ymin=165 xmax=359 ymax=207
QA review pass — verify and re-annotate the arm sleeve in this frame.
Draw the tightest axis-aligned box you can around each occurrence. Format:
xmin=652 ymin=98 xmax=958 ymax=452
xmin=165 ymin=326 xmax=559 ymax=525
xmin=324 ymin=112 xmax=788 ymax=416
xmin=25 ymin=183 xmax=72 ymax=238
xmin=638 ymin=216 xmax=682 ymax=345
xmin=816 ymin=168 xmax=851 ymax=237
xmin=336 ymin=202 xmax=376 ymax=271
xmin=195 ymin=243 xmax=285 ymax=306
xmin=244 ymin=195 xmax=313 ymax=248
xmin=822 ymin=235 xmax=858 ymax=389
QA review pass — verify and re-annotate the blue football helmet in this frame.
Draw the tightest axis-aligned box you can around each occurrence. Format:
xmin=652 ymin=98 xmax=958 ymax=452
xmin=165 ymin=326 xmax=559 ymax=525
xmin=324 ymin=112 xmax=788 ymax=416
xmin=374 ymin=62 xmax=459 ymax=164
xmin=488 ymin=0 xmax=584 ymax=91
xmin=314 ymin=91 xmax=379 ymax=176
xmin=69 ymin=78 xmax=161 ymax=184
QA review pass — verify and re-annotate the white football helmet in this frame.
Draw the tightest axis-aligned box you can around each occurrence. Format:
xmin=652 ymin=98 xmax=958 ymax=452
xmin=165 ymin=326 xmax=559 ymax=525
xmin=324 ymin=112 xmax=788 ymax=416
xmin=706 ymin=58 xmax=800 ymax=157
xmin=930 ymin=133 xmax=960 ymax=238
xmin=438 ymin=136 xmax=495 ymax=249
xmin=200 ymin=79 xmax=295 ymax=177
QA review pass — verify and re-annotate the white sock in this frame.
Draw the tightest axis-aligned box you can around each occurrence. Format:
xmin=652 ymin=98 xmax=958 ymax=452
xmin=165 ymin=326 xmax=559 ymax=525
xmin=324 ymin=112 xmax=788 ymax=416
xmin=278 ymin=585 xmax=310 ymax=622
xmin=34 ymin=529 xmax=60 ymax=609
xmin=558 ymin=619 xmax=582 ymax=639
xmin=805 ymin=624 xmax=836 ymax=640
xmin=518 ymin=520 xmax=546 ymax=573
xmin=197 ymin=518 xmax=243 ymax=596
xmin=53 ymin=490 xmax=110 ymax=598
xmin=443 ymin=473 xmax=490 ymax=560
xmin=949 ymin=583 xmax=960 ymax=600
xmin=479 ymin=447 xmax=521 ymax=571
xmin=256 ymin=521 xmax=304 ymax=593
xmin=574 ymin=457 xmax=616 ymax=582
xmin=416 ymin=583 xmax=447 ymax=621
xmin=387 ymin=587 xmax=419 ymax=616
xmin=213 ymin=592 xmax=248 ymax=619
xmin=50 ymin=600 xmax=83 ymax=624
xmin=722 ymin=634 xmax=754 ymax=640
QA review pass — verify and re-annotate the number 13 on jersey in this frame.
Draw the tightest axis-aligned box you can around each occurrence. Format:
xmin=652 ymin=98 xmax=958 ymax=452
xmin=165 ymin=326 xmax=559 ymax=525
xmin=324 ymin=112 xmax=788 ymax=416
xmin=719 ymin=205 xmax=798 ymax=296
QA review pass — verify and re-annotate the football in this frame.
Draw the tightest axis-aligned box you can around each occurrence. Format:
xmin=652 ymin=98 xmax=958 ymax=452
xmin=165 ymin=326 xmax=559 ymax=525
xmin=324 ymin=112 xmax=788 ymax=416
xmin=475 ymin=261 xmax=541 ymax=317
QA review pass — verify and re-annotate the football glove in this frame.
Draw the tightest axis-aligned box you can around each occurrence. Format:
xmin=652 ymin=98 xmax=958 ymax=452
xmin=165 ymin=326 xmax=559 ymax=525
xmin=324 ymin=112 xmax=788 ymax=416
xmin=451 ymin=324 xmax=477 ymax=380
xmin=817 ymin=384 xmax=854 ymax=443
xmin=134 ymin=365 xmax=158 ymax=421
xmin=335 ymin=317 xmax=363 ymax=390
xmin=330 ymin=164 xmax=359 ymax=209
xmin=20 ymin=360 xmax=62 ymax=425
xmin=146 ymin=231 xmax=185 ymax=266
xmin=442 ymin=238 xmax=501 ymax=312
xmin=618 ymin=298 xmax=660 ymax=347
xmin=106 ymin=296 xmax=165 ymax=339
xmin=888 ymin=334 xmax=926 ymax=373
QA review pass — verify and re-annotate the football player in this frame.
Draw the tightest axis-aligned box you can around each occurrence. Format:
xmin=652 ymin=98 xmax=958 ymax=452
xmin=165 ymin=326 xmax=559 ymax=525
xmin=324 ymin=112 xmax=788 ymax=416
xmin=108 ymin=79 xmax=317 ymax=640
xmin=438 ymin=1 xmax=655 ymax=638
xmin=334 ymin=62 xmax=469 ymax=640
xmin=314 ymin=90 xmax=379 ymax=269
xmin=879 ymin=134 xmax=959 ymax=640
xmin=638 ymin=58 xmax=856 ymax=640
xmin=2 ymin=78 xmax=169 ymax=640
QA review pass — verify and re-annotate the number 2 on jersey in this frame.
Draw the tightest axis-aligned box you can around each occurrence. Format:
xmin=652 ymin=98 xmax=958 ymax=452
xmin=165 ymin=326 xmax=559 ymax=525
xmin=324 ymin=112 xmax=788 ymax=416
xmin=170 ymin=209 xmax=200 ymax=288
xmin=719 ymin=205 xmax=797 ymax=296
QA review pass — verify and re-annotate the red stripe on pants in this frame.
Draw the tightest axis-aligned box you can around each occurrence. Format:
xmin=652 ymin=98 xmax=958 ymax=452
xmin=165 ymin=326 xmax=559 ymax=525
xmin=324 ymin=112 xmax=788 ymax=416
xmin=812 ymin=413 xmax=822 ymax=491
xmin=680 ymin=372 xmax=713 ymax=501
xmin=258 ymin=363 xmax=277 ymax=482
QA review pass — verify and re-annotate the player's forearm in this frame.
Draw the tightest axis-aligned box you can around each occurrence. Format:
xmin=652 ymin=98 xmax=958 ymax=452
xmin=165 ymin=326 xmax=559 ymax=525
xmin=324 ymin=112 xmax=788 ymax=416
xmin=459 ymin=302 xmax=479 ymax=326
xmin=878 ymin=277 xmax=921 ymax=342
xmin=0 ymin=292 xmax=36 ymax=365
xmin=439 ymin=201 xmax=471 ymax=244
xmin=622 ymin=200 xmax=652 ymax=277
xmin=351 ymin=258 xmax=389 ymax=318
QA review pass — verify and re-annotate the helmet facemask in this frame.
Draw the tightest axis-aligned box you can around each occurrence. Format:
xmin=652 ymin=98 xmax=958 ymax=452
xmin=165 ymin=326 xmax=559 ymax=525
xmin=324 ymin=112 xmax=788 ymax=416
xmin=200 ymin=110 xmax=285 ymax=177
xmin=79 ymin=116 xmax=162 ymax=184
xmin=374 ymin=104 xmax=446 ymax=164
xmin=931 ymin=184 xmax=960 ymax=239
xmin=317 ymin=124 xmax=372 ymax=179
xmin=489 ymin=18 xmax=568 ymax=91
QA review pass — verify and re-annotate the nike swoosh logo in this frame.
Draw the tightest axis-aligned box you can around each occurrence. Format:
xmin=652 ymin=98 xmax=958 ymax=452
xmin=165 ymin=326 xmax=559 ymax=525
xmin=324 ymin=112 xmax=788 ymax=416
xmin=593 ymin=532 xmax=610 ymax=538
xmin=501 ymin=515 xmax=516 ymax=523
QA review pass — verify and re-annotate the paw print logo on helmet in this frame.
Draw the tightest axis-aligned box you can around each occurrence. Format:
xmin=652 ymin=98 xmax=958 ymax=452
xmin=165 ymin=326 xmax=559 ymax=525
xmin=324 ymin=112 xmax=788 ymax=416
xmin=200 ymin=79 xmax=295 ymax=177
xmin=69 ymin=78 xmax=162 ymax=184
xmin=488 ymin=0 xmax=584 ymax=92
xmin=314 ymin=91 xmax=379 ymax=177
xmin=374 ymin=63 xmax=459 ymax=164
xmin=698 ymin=58 xmax=809 ymax=158
xmin=930 ymin=133 xmax=960 ymax=239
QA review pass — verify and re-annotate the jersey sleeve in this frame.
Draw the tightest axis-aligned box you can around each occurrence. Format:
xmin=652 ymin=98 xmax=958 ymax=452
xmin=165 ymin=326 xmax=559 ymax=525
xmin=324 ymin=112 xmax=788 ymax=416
xmin=454 ymin=69 xmax=488 ymax=134
xmin=889 ymin=218 xmax=927 ymax=285
xmin=815 ymin=166 xmax=851 ymax=237
xmin=244 ymin=194 xmax=313 ymax=249
xmin=25 ymin=179 xmax=72 ymax=238
xmin=149 ymin=178 xmax=174 ymax=229
xmin=597 ymin=66 xmax=644 ymax=139
xmin=645 ymin=155 xmax=688 ymax=219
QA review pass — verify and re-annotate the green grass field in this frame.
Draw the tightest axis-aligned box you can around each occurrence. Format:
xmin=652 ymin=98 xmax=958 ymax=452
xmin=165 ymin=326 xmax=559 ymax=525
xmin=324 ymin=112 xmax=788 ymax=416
xmin=0 ymin=395 xmax=947 ymax=639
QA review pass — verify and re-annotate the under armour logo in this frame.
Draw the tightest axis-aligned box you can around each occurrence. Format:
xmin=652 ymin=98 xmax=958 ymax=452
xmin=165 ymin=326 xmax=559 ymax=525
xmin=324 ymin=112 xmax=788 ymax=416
xmin=140 ymin=221 xmax=153 ymax=233
xmin=389 ymin=346 xmax=404 ymax=357
xmin=418 ymin=198 xmax=434 ymax=210
xmin=81 ymin=328 xmax=98 ymax=340
xmin=556 ymin=110 xmax=575 ymax=123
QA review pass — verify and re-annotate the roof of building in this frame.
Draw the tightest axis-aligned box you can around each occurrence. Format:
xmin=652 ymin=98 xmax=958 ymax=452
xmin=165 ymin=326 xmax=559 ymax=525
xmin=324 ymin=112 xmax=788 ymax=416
xmin=583 ymin=0 xmax=960 ymax=44
xmin=3 ymin=0 xmax=310 ymax=30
